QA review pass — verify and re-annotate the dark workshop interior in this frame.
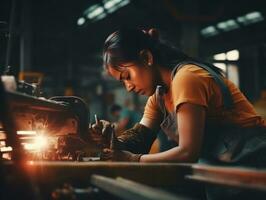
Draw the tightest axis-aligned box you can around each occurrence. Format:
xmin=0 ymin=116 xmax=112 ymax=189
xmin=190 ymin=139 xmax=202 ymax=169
xmin=1 ymin=0 xmax=266 ymax=199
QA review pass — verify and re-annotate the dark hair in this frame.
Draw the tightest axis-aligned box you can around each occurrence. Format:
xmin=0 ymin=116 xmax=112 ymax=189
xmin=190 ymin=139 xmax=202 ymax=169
xmin=103 ymin=27 xmax=223 ymax=75
xmin=103 ymin=27 xmax=189 ymax=69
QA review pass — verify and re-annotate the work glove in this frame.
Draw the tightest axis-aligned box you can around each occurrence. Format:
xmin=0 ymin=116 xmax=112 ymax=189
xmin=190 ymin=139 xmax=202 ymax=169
xmin=100 ymin=148 xmax=142 ymax=162
xmin=89 ymin=119 xmax=112 ymax=147
xmin=89 ymin=119 xmax=125 ymax=149
xmin=100 ymin=131 xmax=141 ymax=162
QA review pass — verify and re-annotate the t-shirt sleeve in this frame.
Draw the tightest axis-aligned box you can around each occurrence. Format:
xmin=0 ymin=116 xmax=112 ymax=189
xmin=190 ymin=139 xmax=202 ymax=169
xmin=142 ymin=94 xmax=163 ymax=124
xmin=171 ymin=68 xmax=211 ymax=111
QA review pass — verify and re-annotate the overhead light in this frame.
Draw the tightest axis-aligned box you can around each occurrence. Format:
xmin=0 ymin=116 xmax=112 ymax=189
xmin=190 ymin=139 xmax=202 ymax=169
xmin=201 ymin=11 xmax=264 ymax=36
xmin=201 ymin=26 xmax=219 ymax=37
xmin=246 ymin=11 xmax=264 ymax=23
xmin=104 ymin=0 xmax=121 ymax=13
xmin=77 ymin=17 xmax=85 ymax=26
xmin=87 ymin=6 xmax=104 ymax=19
xmin=213 ymin=50 xmax=239 ymax=61
xmin=94 ymin=13 xmax=107 ymax=21
xmin=226 ymin=50 xmax=239 ymax=61
xmin=237 ymin=11 xmax=264 ymax=25
xmin=103 ymin=0 xmax=130 ymax=14
xmin=237 ymin=16 xmax=246 ymax=24
xmin=116 ymin=0 xmax=130 ymax=8
xmin=79 ymin=0 xmax=131 ymax=24
xmin=104 ymin=0 xmax=122 ymax=10
xmin=213 ymin=53 xmax=226 ymax=60
xmin=84 ymin=4 xmax=100 ymax=16
xmin=213 ymin=63 xmax=227 ymax=72
xmin=217 ymin=19 xmax=239 ymax=31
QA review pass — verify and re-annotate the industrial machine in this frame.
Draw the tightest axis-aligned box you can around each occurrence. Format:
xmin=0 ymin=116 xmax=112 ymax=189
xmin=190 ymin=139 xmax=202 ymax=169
xmin=0 ymin=89 xmax=95 ymax=161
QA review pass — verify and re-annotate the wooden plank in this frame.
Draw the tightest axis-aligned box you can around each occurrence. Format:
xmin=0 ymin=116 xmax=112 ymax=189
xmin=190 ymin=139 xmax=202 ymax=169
xmin=91 ymin=175 xmax=193 ymax=200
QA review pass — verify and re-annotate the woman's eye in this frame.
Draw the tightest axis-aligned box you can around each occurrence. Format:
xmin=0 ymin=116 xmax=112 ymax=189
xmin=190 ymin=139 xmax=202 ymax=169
xmin=121 ymin=71 xmax=130 ymax=80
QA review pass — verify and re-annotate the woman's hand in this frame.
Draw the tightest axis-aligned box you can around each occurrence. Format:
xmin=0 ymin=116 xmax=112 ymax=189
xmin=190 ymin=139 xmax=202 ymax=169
xmin=88 ymin=120 xmax=113 ymax=147
xmin=100 ymin=148 xmax=142 ymax=162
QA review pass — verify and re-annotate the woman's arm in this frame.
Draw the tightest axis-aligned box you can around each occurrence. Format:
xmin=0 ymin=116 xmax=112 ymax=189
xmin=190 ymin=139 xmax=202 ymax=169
xmin=116 ymin=117 xmax=130 ymax=133
xmin=140 ymin=103 xmax=206 ymax=162
xmin=140 ymin=117 xmax=161 ymax=131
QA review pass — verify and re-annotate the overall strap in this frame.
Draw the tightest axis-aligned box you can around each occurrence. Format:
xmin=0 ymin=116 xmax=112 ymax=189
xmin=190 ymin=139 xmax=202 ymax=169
xmin=171 ymin=61 xmax=234 ymax=109
xmin=155 ymin=85 xmax=167 ymax=117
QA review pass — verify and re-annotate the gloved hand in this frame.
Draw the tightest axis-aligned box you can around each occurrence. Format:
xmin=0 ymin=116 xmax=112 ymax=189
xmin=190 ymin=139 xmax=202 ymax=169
xmin=100 ymin=130 xmax=141 ymax=162
xmin=88 ymin=120 xmax=113 ymax=148
xmin=100 ymin=148 xmax=142 ymax=162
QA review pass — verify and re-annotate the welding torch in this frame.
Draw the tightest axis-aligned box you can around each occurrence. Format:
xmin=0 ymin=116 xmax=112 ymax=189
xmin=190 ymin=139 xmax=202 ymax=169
xmin=94 ymin=114 xmax=115 ymax=149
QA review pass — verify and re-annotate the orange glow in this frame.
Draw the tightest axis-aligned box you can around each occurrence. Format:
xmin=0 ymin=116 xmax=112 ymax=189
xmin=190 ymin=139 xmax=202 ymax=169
xmin=28 ymin=160 xmax=34 ymax=165
xmin=0 ymin=146 xmax=13 ymax=152
xmin=17 ymin=131 xmax=37 ymax=135
xmin=23 ymin=135 xmax=48 ymax=151
xmin=23 ymin=143 xmax=37 ymax=150
xmin=34 ymin=135 xmax=48 ymax=149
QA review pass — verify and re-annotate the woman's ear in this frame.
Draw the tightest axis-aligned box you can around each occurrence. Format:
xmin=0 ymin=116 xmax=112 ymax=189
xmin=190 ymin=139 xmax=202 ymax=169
xmin=139 ymin=49 xmax=153 ymax=67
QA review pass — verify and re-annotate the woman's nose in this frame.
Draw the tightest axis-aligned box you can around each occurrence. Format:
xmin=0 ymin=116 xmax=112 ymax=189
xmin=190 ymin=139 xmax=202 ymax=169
xmin=124 ymin=81 xmax=134 ymax=92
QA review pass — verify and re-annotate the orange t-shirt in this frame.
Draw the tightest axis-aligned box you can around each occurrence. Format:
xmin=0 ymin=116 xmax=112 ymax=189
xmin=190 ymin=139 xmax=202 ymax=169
xmin=143 ymin=64 xmax=265 ymax=128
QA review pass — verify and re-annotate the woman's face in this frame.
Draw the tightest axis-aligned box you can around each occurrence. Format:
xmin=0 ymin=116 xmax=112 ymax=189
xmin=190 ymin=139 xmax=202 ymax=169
xmin=107 ymin=62 xmax=159 ymax=96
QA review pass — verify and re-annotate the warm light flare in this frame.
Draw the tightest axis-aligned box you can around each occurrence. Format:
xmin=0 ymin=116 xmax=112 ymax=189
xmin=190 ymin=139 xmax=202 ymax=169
xmin=23 ymin=135 xmax=48 ymax=151
xmin=0 ymin=146 xmax=13 ymax=152
xmin=28 ymin=160 xmax=34 ymax=165
xmin=17 ymin=131 xmax=37 ymax=135
xmin=34 ymin=135 xmax=48 ymax=150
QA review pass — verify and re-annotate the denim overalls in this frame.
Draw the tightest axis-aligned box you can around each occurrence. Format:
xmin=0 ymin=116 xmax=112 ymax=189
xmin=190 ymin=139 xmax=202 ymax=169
xmin=156 ymin=61 xmax=266 ymax=166
xmin=156 ymin=61 xmax=266 ymax=199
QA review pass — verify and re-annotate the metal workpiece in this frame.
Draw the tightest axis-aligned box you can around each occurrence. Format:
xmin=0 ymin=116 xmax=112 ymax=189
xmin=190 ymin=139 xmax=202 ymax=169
xmin=24 ymin=161 xmax=191 ymax=186
xmin=91 ymin=174 xmax=194 ymax=200
xmin=23 ymin=161 xmax=266 ymax=193
xmin=186 ymin=164 xmax=266 ymax=192
xmin=6 ymin=91 xmax=70 ymax=112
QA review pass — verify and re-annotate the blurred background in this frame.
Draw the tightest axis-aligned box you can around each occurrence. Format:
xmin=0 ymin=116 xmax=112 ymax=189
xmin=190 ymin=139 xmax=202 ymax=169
xmin=1 ymin=0 xmax=266 ymax=122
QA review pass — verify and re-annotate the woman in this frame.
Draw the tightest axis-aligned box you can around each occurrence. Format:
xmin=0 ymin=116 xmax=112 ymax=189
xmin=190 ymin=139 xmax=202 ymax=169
xmin=93 ymin=27 xmax=266 ymax=168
